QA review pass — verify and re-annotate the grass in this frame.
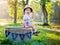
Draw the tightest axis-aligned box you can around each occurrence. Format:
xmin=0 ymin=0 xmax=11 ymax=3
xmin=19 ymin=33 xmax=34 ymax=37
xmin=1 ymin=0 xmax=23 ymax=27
xmin=0 ymin=23 xmax=60 ymax=45
xmin=33 ymin=28 xmax=60 ymax=45
xmin=0 ymin=26 xmax=5 ymax=40
xmin=6 ymin=23 xmax=22 ymax=26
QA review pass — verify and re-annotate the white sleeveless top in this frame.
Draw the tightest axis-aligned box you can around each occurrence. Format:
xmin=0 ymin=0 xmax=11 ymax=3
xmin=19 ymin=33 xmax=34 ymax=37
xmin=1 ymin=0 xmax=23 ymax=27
xmin=23 ymin=14 xmax=32 ymax=26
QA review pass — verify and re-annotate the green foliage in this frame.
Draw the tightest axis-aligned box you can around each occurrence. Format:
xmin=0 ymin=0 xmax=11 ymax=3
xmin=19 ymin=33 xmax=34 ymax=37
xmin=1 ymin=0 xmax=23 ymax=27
xmin=0 ymin=26 xmax=5 ymax=40
xmin=0 ymin=39 xmax=42 ymax=45
xmin=0 ymin=39 xmax=12 ymax=45
xmin=30 ymin=1 xmax=41 ymax=12
xmin=40 ymin=0 xmax=50 ymax=5
xmin=46 ymin=2 xmax=54 ymax=15
xmin=57 ymin=0 xmax=60 ymax=6
xmin=17 ymin=2 xmax=23 ymax=20
xmin=8 ymin=0 xmax=23 ymax=20
xmin=50 ymin=1 xmax=60 ymax=25
xmin=7 ymin=23 xmax=22 ymax=26
xmin=46 ymin=2 xmax=54 ymax=24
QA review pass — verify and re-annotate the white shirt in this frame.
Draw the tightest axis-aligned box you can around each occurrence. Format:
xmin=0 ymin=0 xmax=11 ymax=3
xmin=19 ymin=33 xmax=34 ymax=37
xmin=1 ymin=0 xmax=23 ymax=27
xmin=23 ymin=14 xmax=32 ymax=26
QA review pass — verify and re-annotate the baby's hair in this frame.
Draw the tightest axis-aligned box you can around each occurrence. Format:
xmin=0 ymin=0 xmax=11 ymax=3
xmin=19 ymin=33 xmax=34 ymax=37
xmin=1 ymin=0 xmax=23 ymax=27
xmin=24 ymin=7 xmax=33 ymax=14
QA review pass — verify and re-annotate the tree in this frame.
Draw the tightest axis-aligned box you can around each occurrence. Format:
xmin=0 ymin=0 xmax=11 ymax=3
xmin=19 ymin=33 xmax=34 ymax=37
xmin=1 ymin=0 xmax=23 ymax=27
xmin=8 ymin=0 xmax=29 ymax=23
xmin=46 ymin=2 xmax=54 ymax=24
xmin=14 ymin=0 xmax=18 ymax=23
xmin=50 ymin=1 xmax=60 ymax=25
xmin=8 ymin=0 xmax=18 ymax=23
xmin=40 ymin=0 xmax=50 ymax=25
xmin=22 ymin=0 xmax=29 ymax=8
xmin=30 ymin=1 xmax=42 ymax=22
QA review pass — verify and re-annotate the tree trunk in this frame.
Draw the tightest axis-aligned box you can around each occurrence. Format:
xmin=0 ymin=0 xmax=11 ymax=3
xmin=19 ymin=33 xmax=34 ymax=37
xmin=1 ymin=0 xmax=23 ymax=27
xmin=22 ymin=0 xmax=29 ymax=8
xmin=26 ymin=0 xmax=29 ymax=5
xmin=41 ymin=4 xmax=48 ymax=24
xmin=14 ymin=0 xmax=17 ymax=23
xmin=22 ymin=0 xmax=25 ymax=8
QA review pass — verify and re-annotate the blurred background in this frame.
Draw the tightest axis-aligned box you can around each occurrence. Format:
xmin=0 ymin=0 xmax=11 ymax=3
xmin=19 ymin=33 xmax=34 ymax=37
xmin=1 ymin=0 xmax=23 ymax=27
xmin=0 ymin=0 xmax=60 ymax=26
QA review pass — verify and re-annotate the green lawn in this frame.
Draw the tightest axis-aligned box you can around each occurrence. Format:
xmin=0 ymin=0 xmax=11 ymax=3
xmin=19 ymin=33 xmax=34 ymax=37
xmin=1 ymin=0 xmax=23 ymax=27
xmin=0 ymin=24 xmax=60 ymax=45
xmin=33 ymin=28 xmax=60 ymax=45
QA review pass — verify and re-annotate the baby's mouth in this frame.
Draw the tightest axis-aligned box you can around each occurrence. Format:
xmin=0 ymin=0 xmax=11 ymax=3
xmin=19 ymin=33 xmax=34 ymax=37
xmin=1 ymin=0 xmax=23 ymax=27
xmin=27 ymin=12 xmax=30 ymax=14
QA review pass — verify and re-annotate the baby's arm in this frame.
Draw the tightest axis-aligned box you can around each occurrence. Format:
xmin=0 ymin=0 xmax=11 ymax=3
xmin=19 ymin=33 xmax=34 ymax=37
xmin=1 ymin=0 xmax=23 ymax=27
xmin=31 ymin=11 xmax=35 ymax=18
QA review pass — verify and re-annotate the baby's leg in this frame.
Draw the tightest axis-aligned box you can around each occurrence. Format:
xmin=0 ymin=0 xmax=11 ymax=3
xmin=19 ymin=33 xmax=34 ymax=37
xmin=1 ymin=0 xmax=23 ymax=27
xmin=25 ymin=25 xmax=36 ymax=32
xmin=25 ymin=25 xmax=40 ymax=36
xmin=29 ymin=25 xmax=36 ymax=31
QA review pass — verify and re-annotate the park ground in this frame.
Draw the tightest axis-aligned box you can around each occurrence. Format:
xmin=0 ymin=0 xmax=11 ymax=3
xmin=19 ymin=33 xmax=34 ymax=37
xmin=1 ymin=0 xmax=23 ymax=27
xmin=0 ymin=23 xmax=60 ymax=45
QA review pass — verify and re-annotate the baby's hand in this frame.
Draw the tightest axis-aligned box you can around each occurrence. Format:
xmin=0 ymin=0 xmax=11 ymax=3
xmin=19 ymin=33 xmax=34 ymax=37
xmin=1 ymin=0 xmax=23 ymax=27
xmin=31 ymin=11 xmax=35 ymax=16
xmin=31 ymin=11 xmax=35 ymax=18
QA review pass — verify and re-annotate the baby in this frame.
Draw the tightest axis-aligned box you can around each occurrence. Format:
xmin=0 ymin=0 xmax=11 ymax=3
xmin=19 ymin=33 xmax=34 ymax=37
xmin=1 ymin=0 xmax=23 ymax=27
xmin=23 ymin=5 xmax=40 ymax=35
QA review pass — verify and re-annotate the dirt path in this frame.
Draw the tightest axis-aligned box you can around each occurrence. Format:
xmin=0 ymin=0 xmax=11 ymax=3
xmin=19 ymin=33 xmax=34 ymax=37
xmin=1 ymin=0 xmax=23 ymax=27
xmin=37 ymin=26 xmax=60 ymax=32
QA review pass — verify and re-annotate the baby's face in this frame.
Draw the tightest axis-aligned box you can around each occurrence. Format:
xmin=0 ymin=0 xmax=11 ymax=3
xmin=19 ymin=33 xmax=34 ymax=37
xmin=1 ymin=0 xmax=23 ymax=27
xmin=25 ymin=8 xmax=31 ymax=14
